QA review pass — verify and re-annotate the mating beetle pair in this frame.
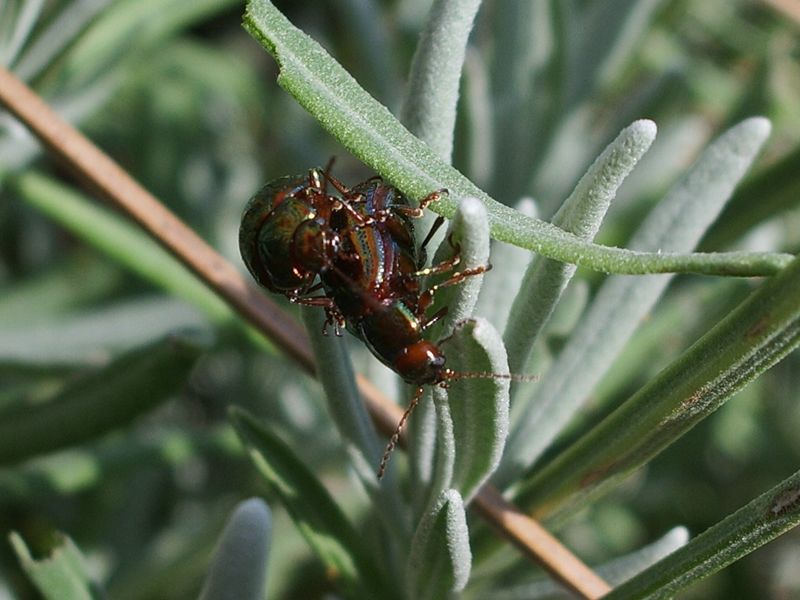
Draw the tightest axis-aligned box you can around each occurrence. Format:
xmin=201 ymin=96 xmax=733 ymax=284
xmin=239 ymin=164 xmax=504 ymax=476
xmin=239 ymin=165 xmax=483 ymax=385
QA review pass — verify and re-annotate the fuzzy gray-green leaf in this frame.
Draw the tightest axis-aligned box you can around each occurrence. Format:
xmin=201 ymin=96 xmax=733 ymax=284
xmin=0 ymin=0 xmax=44 ymax=67
xmin=0 ymin=297 xmax=208 ymax=369
xmin=504 ymin=119 xmax=656 ymax=374
xmin=515 ymin=251 xmax=800 ymax=518
xmin=0 ymin=332 xmax=204 ymax=465
xmin=10 ymin=532 xmax=103 ymax=600
xmin=198 ymin=498 xmax=272 ymax=600
xmin=230 ymin=408 xmax=394 ymax=600
xmin=567 ymin=0 xmax=664 ymax=106
xmin=13 ymin=171 xmax=234 ymax=325
xmin=428 ymin=196 xmax=491 ymax=338
xmin=499 ymin=117 xmax=772 ymax=484
xmin=491 ymin=527 xmax=688 ymax=599
xmin=242 ymin=0 xmax=791 ymax=277
xmin=605 ymin=470 xmax=800 ymax=599
xmin=407 ymin=489 xmax=471 ymax=599
xmin=401 ymin=0 xmax=483 ymax=162
xmin=301 ymin=307 xmax=408 ymax=541
xmin=443 ymin=318 xmax=510 ymax=502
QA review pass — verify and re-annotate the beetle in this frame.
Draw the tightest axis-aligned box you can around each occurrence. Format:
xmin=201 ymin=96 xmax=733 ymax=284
xmin=240 ymin=169 xmax=530 ymax=478
xmin=310 ymin=176 xmax=506 ymax=476
xmin=239 ymin=166 xmax=376 ymax=327
xmin=239 ymin=168 xmax=336 ymax=296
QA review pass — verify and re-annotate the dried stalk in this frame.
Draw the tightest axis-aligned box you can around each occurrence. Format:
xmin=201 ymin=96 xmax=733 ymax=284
xmin=0 ymin=64 xmax=611 ymax=600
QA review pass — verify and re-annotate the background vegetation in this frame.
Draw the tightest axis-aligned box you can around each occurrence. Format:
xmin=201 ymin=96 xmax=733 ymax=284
xmin=1 ymin=0 xmax=799 ymax=598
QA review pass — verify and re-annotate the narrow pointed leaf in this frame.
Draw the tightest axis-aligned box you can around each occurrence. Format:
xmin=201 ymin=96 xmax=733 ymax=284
xmin=491 ymin=527 xmax=688 ymax=599
xmin=300 ymin=308 xmax=384 ymax=483
xmin=242 ymin=0 xmax=791 ymax=277
xmin=567 ymin=0 xmax=664 ymax=105
xmin=401 ymin=0 xmax=483 ymax=162
xmin=475 ymin=200 xmax=537 ymax=331
xmin=0 ymin=297 xmax=208 ymax=368
xmin=0 ymin=426 xmax=239 ymax=504
xmin=500 ymin=117 xmax=772 ymax=483
xmin=199 ymin=498 xmax=272 ymax=600
xmin=9 ymin=532 xmax=104 ymax=600
xmin=0 ymin=0 xmax=44 ymax=67
xmin=505 ymin=119 xmax=656 ymax=374
xmin=0 ymin=332 xmax=204 ymax=465
xmin=0 ymin=259 xmax=120 ymax=327
xmin=428 ymin=196 xmax=491 ymax=339
xmin=421 ymin=387 xmax=456 ymax=513
xmin=488 ymin=0 xmax=552 ymax=199
xmin=444 ymin=318 xmax=510 ymax=503
xmin=515 ymin=252 xmax=800 ymax=518
xmin=605 ymin=471 xmax=800 ymax=599
xmin=14 ymin=0 xmax=112 ymax=81
xmin=230 ymin=408 xmax=394 ymax=600
xmin=407 ymin=489 xmax=471 ymax=599
xmin=12 ymin=171 xmax=233 ymax=324
xmin=301 ymin=307 xmax=408 ymax=541
xmin=704 ymin=142 xmax=800 ymax=249
xmin=417 ymin=319 xmax=511 ymax=510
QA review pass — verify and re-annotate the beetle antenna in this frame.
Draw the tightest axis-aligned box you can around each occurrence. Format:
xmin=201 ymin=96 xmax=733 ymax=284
xmin=447 ymin=371 xmax=540 ymax=383
xmin=377 ymin=385 xmax=425 ymax=479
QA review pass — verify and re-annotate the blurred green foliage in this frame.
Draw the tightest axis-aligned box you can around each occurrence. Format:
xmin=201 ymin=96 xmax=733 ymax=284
xmin=1 ymin=0 xmax=799 ymax=598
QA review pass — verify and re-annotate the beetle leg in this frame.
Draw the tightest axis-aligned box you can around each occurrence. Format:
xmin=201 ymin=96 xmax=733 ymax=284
xmin=416 ymin=264 xmax=492 ymax=314
xmin=392 ymin=188 xmax=447 ymax=219
xmin=321 ymin=307 xmax=345 ymax=337
xmin=419 ymin=215 xmax=445 ymax=253
xmin=291 ymin=294 xmax=332 ymax=304
xmin=408 ymin=253 xmax=461 ymax=279
xmin=420 ymin=305 xmax=449 ymax=330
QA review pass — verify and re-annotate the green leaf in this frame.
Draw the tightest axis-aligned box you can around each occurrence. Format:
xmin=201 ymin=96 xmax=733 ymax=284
xmin=514 ymin=252 xmax=800 ymax=519
xmin=11 ymin=170 xmax=234 ymax=325
xmin=605 ymin=471 xmax=800 ymax=599
xmin=198 ymin=498 xmax=272 ymax=600
xmin=300 ymin=308 xmax=382 ymax=476
xmin=401 ymin=0 xmax=484 ymax=162
xmin=0 ymin=0 xmax=45 ymax=67
xmin=426 ymin=387 xmax=456 ymax=511
xmin=474 ymin=228 xmax=536 ymax=332
xmin=9 ymin=532 xmax=104 ymax=600
xmin=443 ymin=318 xmax=510 ymax=503
xmin=0 ymin=426 xmax=240 ymax=504
xmin=229 ymin=408 xmax=395 ymax=600
xmin=704 ymin=142 xmax=800 ymax=249
xmin=300 ymin=307 xmax=409 ymax=542
xmin=60 ymin=0 xmax=240 ymax=87
xmin=0 ymin=332 xmax=204 ymax=465
xmin=428 ymin=196 xmax=491 ymax=339
xmin=599 ymin=527 xmax=690 ymax=588
xmin=409 ymin=389 xmax=439 ymax=517
xmin=504 ymin=119 xmax=656 ymax=374
xmin=488 ymin=0 xmax=552 ymax=199
xmin=567 ymin=0 xmax=665 ymax=105
xmin=333 ymin=0 xmax=398 ymax=105
xmin=461 ymin=48 xmax=494 ymax=189
xmin=242 ymin=0 xmax=791 ymax=277
xmin=407 ymin=489 xmax=471 ymax=599
xmin=414 ymin=319 xmax=510 ymax=518
xmin=499 ymin=117 xmax=774 ymax=485
xmin=0 ymin=297 xmax=208 ymax=369
xmin=491 ymin=527 xmax=688 ymax=598
xmin=0 ymin=258 xmax=120 ymax=327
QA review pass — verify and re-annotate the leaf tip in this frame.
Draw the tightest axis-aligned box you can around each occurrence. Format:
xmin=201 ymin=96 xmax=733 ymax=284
xmin=629 ymin=118 xmax=658 ymax=143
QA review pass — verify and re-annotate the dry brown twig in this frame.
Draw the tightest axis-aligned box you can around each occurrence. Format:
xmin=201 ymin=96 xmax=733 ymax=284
xmin=0 ymin=64 xmax=611 ymax=600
